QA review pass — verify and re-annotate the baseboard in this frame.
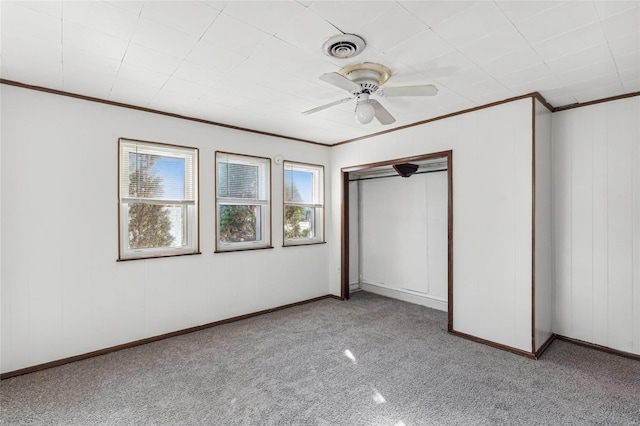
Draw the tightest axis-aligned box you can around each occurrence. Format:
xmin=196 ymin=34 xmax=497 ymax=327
xmin=361 ymin=281 xmax=447 ymax=312
xmin=554 ymin=335 xmax=640 ymax=361
xmin=449 ymin=330 xmax=536 ymax=359
xmin=534 ymin=334 xmax=556 ymax=359
xmin=1 ymin=294 xmax=337 ymax=380
xmin=449 ymin=330 xmax=640 ymax=362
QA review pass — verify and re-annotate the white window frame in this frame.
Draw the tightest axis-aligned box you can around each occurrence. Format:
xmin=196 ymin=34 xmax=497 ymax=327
xmin=283 ymin=161 xmax=324 ymax=246
xmin=118 ymin=138 xmax=199 ymax=260
xmin=215 ymin=152 xmax=271 ymax=252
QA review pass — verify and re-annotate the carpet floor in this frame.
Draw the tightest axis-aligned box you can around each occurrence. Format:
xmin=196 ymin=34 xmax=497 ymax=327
xmin=1 ymin=291 xmax=639 ymax=425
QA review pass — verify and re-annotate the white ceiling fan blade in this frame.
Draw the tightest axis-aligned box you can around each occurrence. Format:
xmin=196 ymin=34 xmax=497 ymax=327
xmin=381 ymin=84 xmax=438 ymax=97
xmin=302 ymin=97 xmax=352 ymax=115
xmin=370 ymin=100 xmax=396 ymax=125
xmin=320 ymin=72 xmax=361 ymax=92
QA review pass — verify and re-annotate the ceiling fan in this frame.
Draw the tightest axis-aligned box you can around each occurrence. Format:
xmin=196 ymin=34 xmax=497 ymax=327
xmin=302 ymin=62 xmax=438 ymax=125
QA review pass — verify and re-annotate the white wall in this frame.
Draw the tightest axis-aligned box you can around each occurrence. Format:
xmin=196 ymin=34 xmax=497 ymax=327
xmin=8 ymin=83 xmax=635 ymax=371
xmin=552 ymin=96 xmax=640 ymax=355
xmin=534 ymin=99 xmax=553 ymax=352
xmin=331 ymin=98 xmax=534 ymax=352
xmin=358 ymin=171 xmax=448 ymax=311
xmin=0 ymin=85 xmax=332 ymax=374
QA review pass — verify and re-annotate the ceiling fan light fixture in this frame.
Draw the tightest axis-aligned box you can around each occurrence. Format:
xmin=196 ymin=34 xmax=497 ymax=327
xmin=355 ymin=95 xmax=375 ymax=124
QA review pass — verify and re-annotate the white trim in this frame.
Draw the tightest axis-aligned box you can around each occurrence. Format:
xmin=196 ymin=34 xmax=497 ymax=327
xmin=361 ymin=281 xmax=447 ymax=312
xmin=284 ymin=202 xmax=323 ymax=209
xmin=283 ymin=238 xmax=323 ymax=246
xmin=122 ymin=198 xmax=194 ymax=206
xmin=218 ymin=198 xmax=269 ymax=205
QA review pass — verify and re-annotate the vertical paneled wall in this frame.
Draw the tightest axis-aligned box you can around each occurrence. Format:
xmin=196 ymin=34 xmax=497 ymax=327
xmin=534 ymin=100 xmax=553 ymax=352
xmin=0 ymin=85 xmax=332 ymax=374
xmin=358 ymin=171 xmax=448 ymax=311
xmin=331 ymin=98 xmax=534 ymax=352
xmin=552 ymin=96 xmax=640 ymax=355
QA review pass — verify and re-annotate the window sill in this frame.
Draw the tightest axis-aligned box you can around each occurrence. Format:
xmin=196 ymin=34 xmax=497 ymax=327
xmin=215 ymin=246 xmax=274 ymax=254
xmin=117 ymin=251 xmax=202 ymax=262
xmin=283 ymin=241 xmax=326 ymax=248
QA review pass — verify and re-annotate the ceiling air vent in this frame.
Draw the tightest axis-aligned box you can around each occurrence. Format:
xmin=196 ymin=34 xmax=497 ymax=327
xmin=322 ymin=34 xmax=366 ymax=59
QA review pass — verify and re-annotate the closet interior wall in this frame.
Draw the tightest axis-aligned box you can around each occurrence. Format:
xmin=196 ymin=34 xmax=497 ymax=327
xmin=350 ymin=171 xmax=448 ymax=311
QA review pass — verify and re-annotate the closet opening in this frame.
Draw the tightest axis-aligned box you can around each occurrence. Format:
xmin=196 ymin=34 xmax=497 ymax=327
xmin=341 ymin=151 xmax=453 ymax=327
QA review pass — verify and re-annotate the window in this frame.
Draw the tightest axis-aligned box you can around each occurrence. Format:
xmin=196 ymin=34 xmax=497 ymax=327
xmin=118 ymin=139 xmax=198 ymax=260
xmin=283 ymin=161 xmax=324 ymax=246
xmin=216 ymin=152 xmax=271 ymax=251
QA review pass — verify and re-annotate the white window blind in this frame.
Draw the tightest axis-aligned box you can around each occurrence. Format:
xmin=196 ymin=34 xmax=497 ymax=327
xmin=217 ymin=158 xmax=266 ymax=201
xmin=120 ymin=142 xmax=196 ymax=204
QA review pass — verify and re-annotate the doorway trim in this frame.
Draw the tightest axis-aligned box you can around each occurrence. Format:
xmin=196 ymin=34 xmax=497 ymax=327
xmin=340 ymin=150 xmax=454 ymax=329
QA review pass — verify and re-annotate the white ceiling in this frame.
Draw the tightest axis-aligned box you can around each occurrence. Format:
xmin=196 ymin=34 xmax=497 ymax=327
xmin=1 ymin=1 xmax=639 ymax=145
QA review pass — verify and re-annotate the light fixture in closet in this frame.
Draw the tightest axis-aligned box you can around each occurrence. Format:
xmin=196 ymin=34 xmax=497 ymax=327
xmin=393 ymin=163 xmax=419 ymax=178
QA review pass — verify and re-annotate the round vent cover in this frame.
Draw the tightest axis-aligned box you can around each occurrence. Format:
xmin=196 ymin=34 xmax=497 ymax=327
xmin=322 ymin=34 xmax=366 ymax=59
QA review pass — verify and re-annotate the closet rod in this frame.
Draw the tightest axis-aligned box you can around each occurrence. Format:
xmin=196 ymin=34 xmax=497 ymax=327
xmin=348 ymin=168 xmax=447 ymax=182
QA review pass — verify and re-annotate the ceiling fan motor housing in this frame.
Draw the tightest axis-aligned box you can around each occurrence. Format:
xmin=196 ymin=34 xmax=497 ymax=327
xmin=346 ymin=69 xmax=381 ymax=94
xmin=339 ymin=63 xmax=392 ymax=95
